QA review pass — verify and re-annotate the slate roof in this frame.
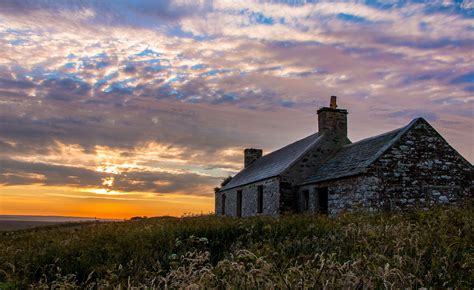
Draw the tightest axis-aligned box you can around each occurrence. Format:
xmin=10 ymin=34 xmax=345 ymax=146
xmin=302 ymin=118 xmax=422 ymax=184
xmin=220 ymin=132 xmax=323 ymax=191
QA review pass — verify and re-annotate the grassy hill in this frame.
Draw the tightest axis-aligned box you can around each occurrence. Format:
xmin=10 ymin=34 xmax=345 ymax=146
xmin=0 ymin=206 xmax=472 ymax=288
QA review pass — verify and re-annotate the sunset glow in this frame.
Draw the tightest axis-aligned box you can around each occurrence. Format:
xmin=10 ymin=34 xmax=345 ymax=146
xmin=0 ymin=0 xmax=472 ymax=218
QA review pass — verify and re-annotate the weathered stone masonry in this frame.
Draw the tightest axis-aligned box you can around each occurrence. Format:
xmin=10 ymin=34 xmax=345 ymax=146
xmin=215 ymin=177 xmax=280 ymax=217
xmin=299 ymin=119 xmax=472 ymax=215
xmin=216 ymin=96 xmax=472 ymax=217
xmin=370 ymin=120 xmax=471 ymax=210
xmin=280 ymin=134 xmax=350 ymax=212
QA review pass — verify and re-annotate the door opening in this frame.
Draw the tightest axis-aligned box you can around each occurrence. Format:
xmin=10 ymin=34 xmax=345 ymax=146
xmin=221 ymin=193 xmax=226 ymax=215
xmin=302 ymin=190 xmax=310 ymax=211
xmin=236 ymin=190 xmax=242 ymax=217
xmin=317 ymin=187 xmax=328 ymax=214
xmin=257 ymin=186 xmax=263 ymax=213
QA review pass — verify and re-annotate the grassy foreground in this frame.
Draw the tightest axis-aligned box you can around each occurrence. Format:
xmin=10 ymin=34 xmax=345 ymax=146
xmin=0 ymin=207 xmax=473 ymax=289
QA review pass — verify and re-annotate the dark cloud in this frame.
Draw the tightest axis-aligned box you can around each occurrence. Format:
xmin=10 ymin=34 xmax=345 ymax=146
xmin=0 ymin=0 xmax=210 ymax=28
xmin=42 ymin=77 xmax=91 ymax=101
xmin=0 ymin=158 xmax=219 ymax=195
xmin=464 ymin=85 xmax=474 ymax=92
xmin=0 ymin=158 xmax=101 ymax=186
xmin=0 ymin=140 xmax=16 ymax=154
xmin=399 ymin=71 xmax=454 ymax=86
xmin=113 ymin=170 xmax=219 ymax=194
xmin=374 ymin=36 xmax=473 ymax=50
xmin=0 ymin=77 xmax=35 ymax=89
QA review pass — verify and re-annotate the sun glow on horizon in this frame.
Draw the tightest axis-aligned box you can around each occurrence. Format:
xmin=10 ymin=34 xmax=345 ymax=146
xmin=0 ymin=184 xmax=214 ymax=219
xmin=86 ymin=188 xmax=123 ymax=196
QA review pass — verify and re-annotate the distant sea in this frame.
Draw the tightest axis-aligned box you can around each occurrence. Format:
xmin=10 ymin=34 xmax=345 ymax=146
xmin=0 ymin=215 xmax=120 ymax=222
xmin=0 ymin=215 xmax=121 ymax=231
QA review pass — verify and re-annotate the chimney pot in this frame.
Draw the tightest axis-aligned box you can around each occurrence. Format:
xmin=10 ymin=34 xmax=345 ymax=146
xmin=317 ymin=96 xmax=348 ymax=138
xmin=330 ymin=96 xmax=337 ymax=109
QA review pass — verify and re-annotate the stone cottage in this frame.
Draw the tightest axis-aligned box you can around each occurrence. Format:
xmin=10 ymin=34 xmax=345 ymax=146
xmin=216 ymin=96 xmax=472 ymax=216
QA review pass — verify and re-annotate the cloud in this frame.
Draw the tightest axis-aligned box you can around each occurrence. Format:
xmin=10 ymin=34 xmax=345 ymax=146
xmin=0 ymin=157 xmax=220 ymax=196
xmin=0 ymin=0 xmax=204 ymax=27
xmin=0 ymin=0 xmax=472 ymax=201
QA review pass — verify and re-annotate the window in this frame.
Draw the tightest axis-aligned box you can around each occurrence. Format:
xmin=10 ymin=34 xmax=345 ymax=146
xmin=257 ymin=185 xmax=264 ymax=213
xmin=221 ymin=193 xmax=226 ymax=215
xmin=236 ymin=190 xmax=242 ymax=217
xmin=302 ymin=190 xmax=310 ymax=211
xmin=317 ymin=187 xmax=328 ymax=214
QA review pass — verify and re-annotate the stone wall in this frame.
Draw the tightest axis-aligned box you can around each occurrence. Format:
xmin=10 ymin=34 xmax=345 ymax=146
xmin=368 ymin=120 xmax=472 ymax=210
xmin=216 ymin=177 xmax=280 ymax=217
xmin=299 ymin=175 xmax=382 ymax=215
xmin=300 ymin=119 xmax=472 ymax=215
xmin=281 ymin=134 xmax=350 ymax=212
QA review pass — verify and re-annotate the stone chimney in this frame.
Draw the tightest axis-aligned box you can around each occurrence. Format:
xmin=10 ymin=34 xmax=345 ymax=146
xmin=244 ymin=148 xmax=263 ymax=168
xmin=317 ymin=96 xmax=348 ymax=137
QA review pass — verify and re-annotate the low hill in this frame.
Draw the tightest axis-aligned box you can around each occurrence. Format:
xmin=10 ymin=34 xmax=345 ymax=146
xmin=0 ymin=206 xmax=472 ymax=288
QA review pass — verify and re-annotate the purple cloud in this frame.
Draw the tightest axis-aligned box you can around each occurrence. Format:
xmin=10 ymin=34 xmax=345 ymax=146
xmin=0 ymin=0 xmax=472 ymax=198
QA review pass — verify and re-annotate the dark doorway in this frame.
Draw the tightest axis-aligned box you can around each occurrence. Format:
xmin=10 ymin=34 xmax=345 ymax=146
xmin=317 ymin=187 xmax=328 ymax=214
xmin=302 ymin=190 xmax=310 ymax=211
xmin=221 ymin=193 xmax=226 ymax=215
xmin=257 ymin=186 xmax=263 ymax=213
xmin=236 ymin=190 xmax=242 ymax=217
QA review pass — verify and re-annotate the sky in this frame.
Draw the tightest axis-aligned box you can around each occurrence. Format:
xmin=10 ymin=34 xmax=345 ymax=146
xmin=0 ymin=0 xmax=473 ymax=219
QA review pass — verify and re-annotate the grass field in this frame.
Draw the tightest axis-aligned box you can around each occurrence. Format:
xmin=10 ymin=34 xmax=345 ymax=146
xmin=0 ymin=206 xmax=472 ymax=288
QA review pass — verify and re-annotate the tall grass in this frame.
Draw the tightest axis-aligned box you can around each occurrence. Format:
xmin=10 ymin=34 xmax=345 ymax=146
xmin=0 ymin=206 xmax=473 ymax=288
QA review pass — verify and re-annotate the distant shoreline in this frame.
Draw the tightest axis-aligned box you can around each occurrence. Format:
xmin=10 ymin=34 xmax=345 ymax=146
xmin=0 ymin=215 xmax=121 ymax=222
xmin=0 ymin=215 xmax=122 ymax=231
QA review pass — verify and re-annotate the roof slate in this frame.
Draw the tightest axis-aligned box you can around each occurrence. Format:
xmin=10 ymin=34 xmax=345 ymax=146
xmin=220 ymin=118 xmax=424 ymax=191
xmin=220 ymin=132 xmax=322 ymax=191
xmin=302 ymin=118 xmax=421 ymax=184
